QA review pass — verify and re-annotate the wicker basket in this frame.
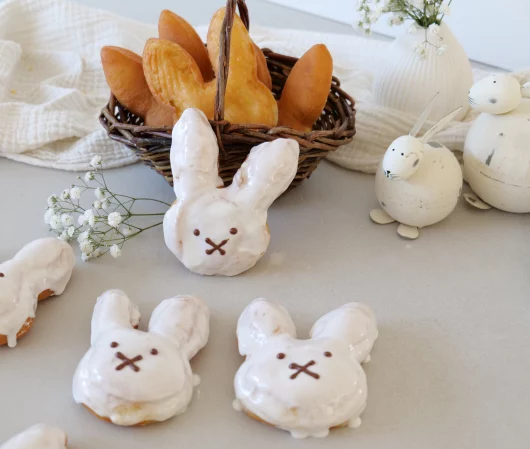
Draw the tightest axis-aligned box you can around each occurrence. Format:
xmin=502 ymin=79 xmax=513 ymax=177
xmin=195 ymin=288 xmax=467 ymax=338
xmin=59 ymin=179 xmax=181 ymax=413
xmin=99 ymin=0 xmax=356 ymax=188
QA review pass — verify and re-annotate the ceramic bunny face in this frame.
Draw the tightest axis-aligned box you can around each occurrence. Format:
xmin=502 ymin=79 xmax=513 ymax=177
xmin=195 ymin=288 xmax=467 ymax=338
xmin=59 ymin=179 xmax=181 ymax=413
xmin=1 ymin=424 xmax=66 ymax=449
xmin=381 ymin=135 xmax=425 ymax=180
xmin=468 ymin=75 xmax=523 ymax=114
xmin=0 ymin=238 xmax=75 ymax=348
xmin=73 ymin=289 xmax=209 ymax=426
xmin=234 ymin=299 xmax=378 ymax=439
xmin=163 ymin=108 xmax=299 ymax=277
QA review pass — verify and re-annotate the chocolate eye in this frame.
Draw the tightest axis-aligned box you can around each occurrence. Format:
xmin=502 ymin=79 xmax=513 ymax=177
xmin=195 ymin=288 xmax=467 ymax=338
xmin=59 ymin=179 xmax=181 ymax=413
xmin=150 ymin=348 xmax=159 ymax=355
xmin=230 ymin=228 xmax=238 ymax=235
xmin=0 ymin=273 xmax=4 ymax=277
xmin=193 ymin=229 xmax=200 ymax=236
xmin=324 ymin=351 xmax=332 ymax=357
xmin=110 ymin=342 xmax=119 ymax=348
xmin=277 ymin=353 xmax=286 ymax=359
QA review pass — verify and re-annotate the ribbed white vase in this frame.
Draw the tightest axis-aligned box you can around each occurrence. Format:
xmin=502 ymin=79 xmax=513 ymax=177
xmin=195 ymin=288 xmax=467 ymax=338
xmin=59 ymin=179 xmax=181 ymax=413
xmin=373 ymin=22 xmax=473 ymax=122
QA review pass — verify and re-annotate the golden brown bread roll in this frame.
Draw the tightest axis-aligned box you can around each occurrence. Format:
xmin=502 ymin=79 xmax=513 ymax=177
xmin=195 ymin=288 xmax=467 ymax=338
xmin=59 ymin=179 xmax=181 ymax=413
xmin=206 ymin=8 xmax=277 ymax=125
xmin=100 ymin=46 xmax=176 ymax=127
xmin=277 ymin=44 xmax=333 ymax=132
xmin=158 ymin=10 xmax=214 ymax=82
xmin=253 ymin=43 xmax=272 ymax=90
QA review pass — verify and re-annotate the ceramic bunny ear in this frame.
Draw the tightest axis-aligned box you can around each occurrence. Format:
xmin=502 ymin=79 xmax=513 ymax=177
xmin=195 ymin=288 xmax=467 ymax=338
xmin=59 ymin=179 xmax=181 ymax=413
xmin=522 ymin=82 xmax=530 ymax=98
xmin=90 ymin=289 xmax=141 ymax=345
xmin=170 ymin=108 xmax=222 ymax=199
xmin=420 ymin=106 xmax=463 ymax=144
xmin=409 ymin=93 xmax=440 ymax=138
xmin=228 ymin=139 xmax=300 ymax=212
xmin=237 ymin=298 xmax=297 ymax=356
xmin=149 ymin=295 xmax=209 ymax=359
xmin=310 ymin=303 xmax=378 ymax=364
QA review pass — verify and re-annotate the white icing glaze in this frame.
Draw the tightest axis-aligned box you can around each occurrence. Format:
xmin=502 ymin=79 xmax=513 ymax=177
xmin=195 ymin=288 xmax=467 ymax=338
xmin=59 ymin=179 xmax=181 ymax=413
xmin=0 ymin=238 xmax=75 ymax=347
xmin=234 ymin=299 xmax=378 ymax=438
xmin=73 ymin=289 xmax=209 ymax=426
xmin=163 ymin=108 xmax=299 ymax=277
xmin=1 ymin=424 xmax=66 ymax=449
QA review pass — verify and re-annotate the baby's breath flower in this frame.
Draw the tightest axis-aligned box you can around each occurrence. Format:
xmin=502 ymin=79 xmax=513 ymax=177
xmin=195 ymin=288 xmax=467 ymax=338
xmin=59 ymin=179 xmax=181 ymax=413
xmin=110 ymin=244 xmax=122 ymax=258
xmin=108 ymin=212 xmax=123 ymax=228
xmin=442 ymin=4 xmax=451 ymax=15
xmin=429 ymin=23 xmax=440 ymax=34
xmin=44 ymin=208 xmax=55 ymax=224
xmin=437 ymin=45 xmax=448 ymax=56
xmin=47 ymin=195 xmax=58 ymax=207
xmin=89 ymin=155 xmax=102 ymax=167
xmin=60 ymin=189 xmax=70 ymax=201
xmin=95 ymin=188 xmax=107 ymax=200
xmin=49 ymin=215 xmax=62 ymax=230
xmin=44 ymin=156 xmax=169 ymax=261
xmin=70 ymin=187 xmax=81 ymax=200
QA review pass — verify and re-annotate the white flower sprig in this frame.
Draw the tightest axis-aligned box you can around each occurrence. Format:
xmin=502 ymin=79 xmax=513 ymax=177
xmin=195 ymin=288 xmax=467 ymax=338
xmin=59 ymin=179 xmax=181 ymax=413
xmin=44 ymin=155 xmax=171 ymax=261
xmin=356 ymin=0 xmax=453 ymax=59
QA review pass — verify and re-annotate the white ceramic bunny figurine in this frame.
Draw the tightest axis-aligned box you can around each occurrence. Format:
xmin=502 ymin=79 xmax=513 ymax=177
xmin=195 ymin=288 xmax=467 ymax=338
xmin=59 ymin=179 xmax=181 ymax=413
xmin=1 ymin=424 xmax=67 ymax=449
xmin=0 ymin=238 xmax=75 ymax=348
xmin=163 ymin=108 xmax=300 ymax=277
xmin=370 ymin=95 xmax=463 ymax=239
xmin=464 ymin=74 xmax=530 ymax=212
xmin=73 ymin=289 xmax=209 ymax=426
xmin=233 ymin=299 xmax=378 ymax=439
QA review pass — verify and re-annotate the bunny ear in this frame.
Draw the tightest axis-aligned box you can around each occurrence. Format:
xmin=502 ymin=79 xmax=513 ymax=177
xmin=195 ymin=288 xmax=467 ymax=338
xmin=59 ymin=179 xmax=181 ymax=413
xmin=3 ymin=424 xmax=67 ymax=449
xmin=237 ymin=299 xmax=297 ymax=356
xmin=90 ymin=290 xmax=141 ymax=346
xmin=227 ymin=139 xmax=299 ymax=211
xmin=420 ymin=106 xmax=463 ymax=144
xmin=522 ymin=82 xmax=530 ymax=98
xmin=410 ymin=93 xmax=440 ymax=137
xmin=170 ymin=108 xmax=221 ymax=199
xmin=148 ymin=295 xmax=209 ymax=360
xmin=310 ymin=303 xmax=378 ymax=364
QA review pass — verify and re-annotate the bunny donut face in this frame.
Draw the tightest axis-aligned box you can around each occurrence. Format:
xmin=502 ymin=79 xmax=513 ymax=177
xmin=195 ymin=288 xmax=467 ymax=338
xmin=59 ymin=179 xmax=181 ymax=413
xmin=234 ymin=299 xmax=378 ymax=439
xmin=0 ymin=238 xmax=75 ymax=348
xmin=163 ymin=109 xmax=299 ymax=277
xmin=1 ymin=424 xmax=67 ymax=449
xmin=73 ymin=290 xmax=209 ymax=426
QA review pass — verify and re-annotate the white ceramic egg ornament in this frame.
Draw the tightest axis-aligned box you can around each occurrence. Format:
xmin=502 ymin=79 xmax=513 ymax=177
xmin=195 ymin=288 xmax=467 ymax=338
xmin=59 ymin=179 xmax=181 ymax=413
xmin=163 ymin=108 xmax=299 ymax=276
xmin=370 ymin=95 xmax=463 ymax=239
xmin=464 ymin=75 xmax=530 ymax=213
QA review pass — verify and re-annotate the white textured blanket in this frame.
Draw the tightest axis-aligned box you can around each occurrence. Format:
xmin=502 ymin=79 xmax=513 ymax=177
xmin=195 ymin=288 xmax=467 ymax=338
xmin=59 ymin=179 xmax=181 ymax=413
xmin=0 ymin=0 xmax=527 ymax=172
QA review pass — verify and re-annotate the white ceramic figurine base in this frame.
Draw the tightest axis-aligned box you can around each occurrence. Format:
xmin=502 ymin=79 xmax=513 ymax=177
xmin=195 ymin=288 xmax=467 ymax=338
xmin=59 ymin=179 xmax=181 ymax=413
xmin=163 ymin=108 xmax=300 ymax=276
xmin=234 ymin=299 xmax=378 ymax=439
xmin=464 ymin=74 xmax=530 ymax=213
xmin=371 ymin=95 xmax=463 ymax=239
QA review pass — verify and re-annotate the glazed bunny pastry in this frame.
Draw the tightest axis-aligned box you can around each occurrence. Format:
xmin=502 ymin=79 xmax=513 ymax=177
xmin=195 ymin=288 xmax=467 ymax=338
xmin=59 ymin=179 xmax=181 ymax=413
xmin=0 ymin=238 xmax=75 ymax=348
xmin=234 ymin=299 xmax=378 ymax=439
xmin=1 ymin=424 xmax=67 ymax=449
xmin=73 ymin=289 xmax=209 ymax=426
xmin=163 ymin=108 xmax=299 ymax=276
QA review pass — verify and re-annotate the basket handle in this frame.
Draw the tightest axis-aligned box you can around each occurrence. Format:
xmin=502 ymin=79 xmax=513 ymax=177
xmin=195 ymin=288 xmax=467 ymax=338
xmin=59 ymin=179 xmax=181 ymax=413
xmin=214 ymin=0 xmax=250 ymax=123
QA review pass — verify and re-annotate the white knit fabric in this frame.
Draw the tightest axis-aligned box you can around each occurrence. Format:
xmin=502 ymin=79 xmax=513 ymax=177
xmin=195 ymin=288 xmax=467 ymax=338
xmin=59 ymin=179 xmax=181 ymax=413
xmin=0 ymin=0 xmax=528 ymax=172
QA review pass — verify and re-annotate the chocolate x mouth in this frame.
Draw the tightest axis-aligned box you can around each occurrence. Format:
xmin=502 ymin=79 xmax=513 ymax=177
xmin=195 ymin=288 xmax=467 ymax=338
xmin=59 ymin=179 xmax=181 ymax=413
xmin=115 ymin=352 xmax=143 ymax=372
xmin=289 ymin=360 xmax=320 ymax=380
xmin=205 ymin=238 xmax=228 ymax=255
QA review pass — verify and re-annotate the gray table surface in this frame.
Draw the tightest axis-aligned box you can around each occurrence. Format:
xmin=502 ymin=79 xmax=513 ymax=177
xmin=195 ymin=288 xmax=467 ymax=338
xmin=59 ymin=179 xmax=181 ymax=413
xmin=1 ymin=1 xmax=529 ymax=448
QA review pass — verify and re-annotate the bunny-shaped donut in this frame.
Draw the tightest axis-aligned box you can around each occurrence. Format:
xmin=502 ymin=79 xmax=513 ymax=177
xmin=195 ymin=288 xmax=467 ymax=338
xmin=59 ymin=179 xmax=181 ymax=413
xmin=1 ymin=424 xmax=67 ymax=449
xmin=370 ymin=95 xmax=463 ymax=239
xmin=233 ymin=299 xmax=378 ymax=439
xmin=0 ymin=238 xmax=75 ymax=348
xmin=73 ymin=289 xmax=209 ymax=426
xmin=163 ymin=108 xmax=299 ymax=276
